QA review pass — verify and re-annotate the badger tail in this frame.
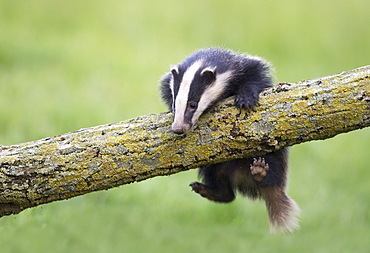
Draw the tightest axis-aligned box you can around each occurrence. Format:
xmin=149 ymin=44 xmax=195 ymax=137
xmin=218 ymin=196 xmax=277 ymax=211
xmin=261 ymin=188 xmax=300 ymax=233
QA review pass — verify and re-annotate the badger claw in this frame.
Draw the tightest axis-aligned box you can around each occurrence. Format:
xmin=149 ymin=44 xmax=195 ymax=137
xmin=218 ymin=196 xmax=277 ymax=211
xmin=189 ymin=182 xmax=204 ymax=193
xmin=235 ymin=95 xmax=259 ymax=110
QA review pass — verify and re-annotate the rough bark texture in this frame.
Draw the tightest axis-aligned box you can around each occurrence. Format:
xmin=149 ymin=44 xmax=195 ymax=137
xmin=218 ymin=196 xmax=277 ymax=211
xmin=1 ymin=65 xmax=369 ymax=217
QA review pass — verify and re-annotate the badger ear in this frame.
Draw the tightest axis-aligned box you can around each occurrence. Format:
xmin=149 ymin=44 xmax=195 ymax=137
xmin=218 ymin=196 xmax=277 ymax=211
xmin=170 ymin=65 xmax=179 ymax=77
xmin=201 ymin=67 xmax=216 ymax=82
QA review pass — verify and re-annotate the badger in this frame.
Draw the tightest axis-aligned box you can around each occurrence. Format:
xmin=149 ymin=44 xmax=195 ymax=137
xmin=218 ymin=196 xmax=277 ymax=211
xmin=160 ymin=48 xmax=299 ymax=233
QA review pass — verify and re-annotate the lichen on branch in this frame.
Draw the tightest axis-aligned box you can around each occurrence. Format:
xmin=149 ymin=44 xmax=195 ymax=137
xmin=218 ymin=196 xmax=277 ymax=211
xmin=0 ymin=65 xmax=369 ymax=218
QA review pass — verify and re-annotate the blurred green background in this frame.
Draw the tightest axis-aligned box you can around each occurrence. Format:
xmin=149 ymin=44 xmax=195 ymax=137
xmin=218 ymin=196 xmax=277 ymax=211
xmin=0 ymin=0 xmax=369 ymax=252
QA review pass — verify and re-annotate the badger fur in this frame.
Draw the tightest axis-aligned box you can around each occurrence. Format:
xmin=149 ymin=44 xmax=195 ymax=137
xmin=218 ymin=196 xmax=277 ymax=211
xmin=160 ymin=48 xmax=299 ymax=233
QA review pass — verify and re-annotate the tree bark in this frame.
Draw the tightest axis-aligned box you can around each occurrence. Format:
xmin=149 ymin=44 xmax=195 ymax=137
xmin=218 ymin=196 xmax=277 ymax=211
xmin=1 ymin=65 xmax=369 ymax=218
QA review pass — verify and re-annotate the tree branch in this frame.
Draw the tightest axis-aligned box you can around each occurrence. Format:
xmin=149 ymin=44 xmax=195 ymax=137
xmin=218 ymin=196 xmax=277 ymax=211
xmin=1 ymin=65 xmax=369 ymax=218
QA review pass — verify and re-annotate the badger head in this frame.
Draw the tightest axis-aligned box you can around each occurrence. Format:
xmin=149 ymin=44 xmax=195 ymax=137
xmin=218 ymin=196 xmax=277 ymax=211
xmin=163 ymin=60 xmax=233 ymax=134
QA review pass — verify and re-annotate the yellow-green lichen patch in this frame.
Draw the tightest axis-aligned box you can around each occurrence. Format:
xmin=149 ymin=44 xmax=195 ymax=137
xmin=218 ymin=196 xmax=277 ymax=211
xmin=1 ymin=66 xmax=369 ymax=218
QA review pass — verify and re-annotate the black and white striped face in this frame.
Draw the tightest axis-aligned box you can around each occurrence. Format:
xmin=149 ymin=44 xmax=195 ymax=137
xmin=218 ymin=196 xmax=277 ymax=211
xmin=169 ymin=60 xmax=233 ymax=134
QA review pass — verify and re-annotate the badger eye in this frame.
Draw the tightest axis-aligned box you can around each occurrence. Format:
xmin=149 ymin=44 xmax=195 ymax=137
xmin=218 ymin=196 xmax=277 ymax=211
xmin=188 ymin=101 xmax=198 ymax=110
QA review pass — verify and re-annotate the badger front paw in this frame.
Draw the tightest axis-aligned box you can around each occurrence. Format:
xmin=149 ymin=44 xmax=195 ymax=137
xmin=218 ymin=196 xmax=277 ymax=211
xmin=250 ymin=157 xmax=269 ymax=182
xmin=235 ymin=94 xmax=259 ymax=110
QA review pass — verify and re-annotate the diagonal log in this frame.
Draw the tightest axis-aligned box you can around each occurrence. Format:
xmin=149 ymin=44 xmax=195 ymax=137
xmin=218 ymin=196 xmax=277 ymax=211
xmin=0 ymin=65 xmax=369 ymax=218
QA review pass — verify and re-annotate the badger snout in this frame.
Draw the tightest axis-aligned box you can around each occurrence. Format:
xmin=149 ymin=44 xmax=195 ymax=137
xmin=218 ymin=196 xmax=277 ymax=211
xmin=171 ymin=122 xmax=191 ymax=134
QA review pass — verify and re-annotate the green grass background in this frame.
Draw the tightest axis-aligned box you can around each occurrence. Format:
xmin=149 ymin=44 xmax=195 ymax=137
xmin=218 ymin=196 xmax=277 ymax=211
xmin=0 ymin=0 xmax=369 ymax=252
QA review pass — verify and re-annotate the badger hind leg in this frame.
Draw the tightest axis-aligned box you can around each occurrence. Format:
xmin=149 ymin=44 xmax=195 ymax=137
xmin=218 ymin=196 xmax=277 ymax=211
xmin=190 ymin=163 xmax=236 ymax=203
xmin=250 ymin=149 xmax=300 ymax=233
xmin=260 ymin=187 xmax=300 ymax=233
xmin=189 ymin=181 xmax=235 ymax=203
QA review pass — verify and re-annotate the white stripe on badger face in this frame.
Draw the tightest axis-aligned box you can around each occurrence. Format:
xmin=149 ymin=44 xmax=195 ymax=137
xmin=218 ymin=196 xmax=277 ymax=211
xmin=169 ymin=76 xmax=175 ymax=110
xmin=191 ymin=70 xmax=233 ymax=125
xmin=172 ymin=60 xmax=204 ymax=132
xmin=168 ymin=65 xmax=178 ymax=111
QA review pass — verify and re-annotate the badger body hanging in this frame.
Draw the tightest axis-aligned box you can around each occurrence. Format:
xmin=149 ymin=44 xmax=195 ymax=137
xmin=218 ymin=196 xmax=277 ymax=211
xmin=160 ymin=48 xmax=300 ymax=233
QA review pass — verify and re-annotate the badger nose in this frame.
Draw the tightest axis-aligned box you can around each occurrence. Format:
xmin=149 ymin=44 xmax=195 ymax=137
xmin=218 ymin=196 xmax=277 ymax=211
xmin=172 ymin=127 xmax=185 ymax=134
xmin=171 ymin=125 xmax=186 ymax=134
xmin=171 ymin=123 xmax=191 ymax=134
